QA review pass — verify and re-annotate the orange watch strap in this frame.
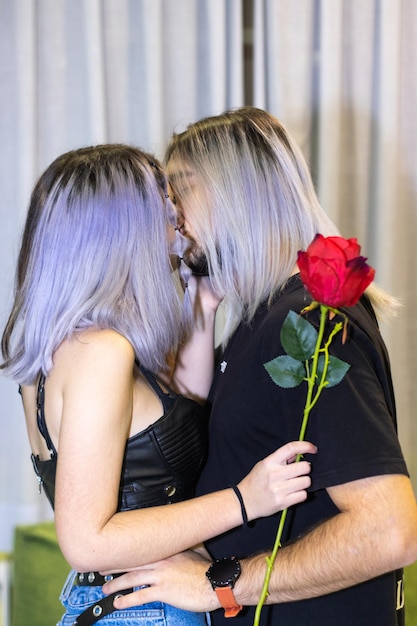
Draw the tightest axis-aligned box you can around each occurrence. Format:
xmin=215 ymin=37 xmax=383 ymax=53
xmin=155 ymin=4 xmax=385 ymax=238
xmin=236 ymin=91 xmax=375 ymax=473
xmin=215 ymin=586 xmax=243 ymax=618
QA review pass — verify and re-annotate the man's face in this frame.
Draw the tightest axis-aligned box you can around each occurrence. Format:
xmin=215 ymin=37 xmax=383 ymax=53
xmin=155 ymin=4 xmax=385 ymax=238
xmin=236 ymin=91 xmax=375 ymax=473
xmin=181 ymin=237 xmax=209 ymax=276
xmin=168 ymin=177 xmax=209 ymax=276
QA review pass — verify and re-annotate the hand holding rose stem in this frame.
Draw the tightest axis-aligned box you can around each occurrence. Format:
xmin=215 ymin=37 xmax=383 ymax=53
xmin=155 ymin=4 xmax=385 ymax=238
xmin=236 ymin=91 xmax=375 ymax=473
xmin=254 ymin=235 xmax=375 ymax=626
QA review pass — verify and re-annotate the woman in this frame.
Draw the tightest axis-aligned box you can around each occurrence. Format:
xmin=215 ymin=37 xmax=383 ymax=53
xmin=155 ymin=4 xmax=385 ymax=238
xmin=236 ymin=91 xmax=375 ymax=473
xmin=1 ymin=144 xmax=315 ymax=626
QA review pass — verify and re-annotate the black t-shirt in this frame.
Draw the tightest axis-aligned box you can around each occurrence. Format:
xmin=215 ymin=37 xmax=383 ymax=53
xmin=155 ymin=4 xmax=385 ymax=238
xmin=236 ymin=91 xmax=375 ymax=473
xmin=197 ymin=275 xmax=408 ymax=625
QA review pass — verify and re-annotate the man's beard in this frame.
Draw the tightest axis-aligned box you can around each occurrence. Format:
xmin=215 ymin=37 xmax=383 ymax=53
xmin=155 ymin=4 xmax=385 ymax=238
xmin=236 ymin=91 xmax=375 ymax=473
xmin=182 ymin=239 xmax=209 ymax=276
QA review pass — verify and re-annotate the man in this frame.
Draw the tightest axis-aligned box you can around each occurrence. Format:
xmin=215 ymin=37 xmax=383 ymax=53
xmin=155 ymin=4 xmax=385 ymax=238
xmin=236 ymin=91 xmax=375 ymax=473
xmin=104 ymin=108 xmax=417 ymax=625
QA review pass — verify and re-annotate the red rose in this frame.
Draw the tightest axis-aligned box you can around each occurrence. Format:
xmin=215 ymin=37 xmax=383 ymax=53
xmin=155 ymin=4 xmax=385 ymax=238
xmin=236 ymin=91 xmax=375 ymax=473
xmin=297 ymin=234 xmax=375 ymax=307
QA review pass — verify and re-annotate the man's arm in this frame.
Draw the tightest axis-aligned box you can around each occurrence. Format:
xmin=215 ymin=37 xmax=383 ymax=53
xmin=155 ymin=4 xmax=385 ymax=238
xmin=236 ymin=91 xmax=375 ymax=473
xmin=106 ymin=473 xmax=417 ymax=612
xmin=237 ymin=473 xmax=417 ymax=605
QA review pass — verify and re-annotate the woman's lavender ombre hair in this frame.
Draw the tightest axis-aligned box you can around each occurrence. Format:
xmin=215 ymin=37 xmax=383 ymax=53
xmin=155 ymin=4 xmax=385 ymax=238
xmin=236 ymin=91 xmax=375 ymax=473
xmin=1 ymin=144 xmax=184 ymax=383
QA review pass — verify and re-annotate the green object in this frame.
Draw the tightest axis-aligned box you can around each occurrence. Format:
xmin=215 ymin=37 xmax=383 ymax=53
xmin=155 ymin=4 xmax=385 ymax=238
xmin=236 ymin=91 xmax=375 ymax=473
xmin=405 ymin=561 xmax=417 ymax=625
xmin=11 ymin=522 xmax=69 ymax=626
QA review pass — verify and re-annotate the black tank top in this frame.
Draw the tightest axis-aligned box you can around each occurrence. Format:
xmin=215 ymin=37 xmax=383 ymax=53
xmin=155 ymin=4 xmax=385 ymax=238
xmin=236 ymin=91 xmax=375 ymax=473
xmin=30 ymin=367 xmax=208 ymax=511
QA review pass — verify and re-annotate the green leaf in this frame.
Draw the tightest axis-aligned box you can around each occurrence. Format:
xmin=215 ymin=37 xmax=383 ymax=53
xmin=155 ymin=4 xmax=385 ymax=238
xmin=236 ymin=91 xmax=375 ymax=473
xmin=264 ymin=355 xmax=306 ymax=388
xmin=316 ymin=355 xmax=351 ymax=388
xmin=280 ymin=310 xmax=318 ymax=361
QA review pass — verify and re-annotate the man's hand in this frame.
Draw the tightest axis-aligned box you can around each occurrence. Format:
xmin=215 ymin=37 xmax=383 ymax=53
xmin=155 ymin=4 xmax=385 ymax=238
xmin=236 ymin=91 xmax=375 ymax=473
xmin=102 ymin=551 xmax=218 ymax=613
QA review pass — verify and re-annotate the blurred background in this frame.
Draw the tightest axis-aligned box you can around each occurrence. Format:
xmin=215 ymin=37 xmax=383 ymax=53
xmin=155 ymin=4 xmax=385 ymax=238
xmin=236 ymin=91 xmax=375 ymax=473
xmin=1 ymin=0 xmax=416 ymax=558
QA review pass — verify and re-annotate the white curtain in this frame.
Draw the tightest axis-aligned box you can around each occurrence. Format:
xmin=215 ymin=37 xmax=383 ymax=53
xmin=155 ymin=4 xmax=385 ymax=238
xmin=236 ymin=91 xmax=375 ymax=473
xmin=1 ymin=0 xmax=416 ymax=552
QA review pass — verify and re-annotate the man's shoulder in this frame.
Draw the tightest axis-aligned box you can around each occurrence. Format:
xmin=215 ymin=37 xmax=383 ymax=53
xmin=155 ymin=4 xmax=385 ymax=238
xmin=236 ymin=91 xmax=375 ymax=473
xmin=257 ymin=275 xmax=312 ymax=326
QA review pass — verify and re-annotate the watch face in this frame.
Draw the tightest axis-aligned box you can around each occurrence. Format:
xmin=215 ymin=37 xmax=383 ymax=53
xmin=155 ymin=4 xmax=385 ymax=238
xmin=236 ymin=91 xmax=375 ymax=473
xmin=207 ymin=556 xmax=241 ymax=588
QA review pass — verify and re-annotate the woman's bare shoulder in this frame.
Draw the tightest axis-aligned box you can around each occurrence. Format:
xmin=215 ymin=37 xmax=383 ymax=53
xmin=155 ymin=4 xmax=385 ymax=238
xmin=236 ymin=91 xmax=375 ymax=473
xmin=52 ymin=328 xmax=136 ymax=377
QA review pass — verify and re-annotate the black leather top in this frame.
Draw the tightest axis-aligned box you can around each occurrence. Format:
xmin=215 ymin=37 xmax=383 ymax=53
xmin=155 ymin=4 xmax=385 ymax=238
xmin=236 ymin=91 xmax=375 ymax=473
xmin=31 ymin=365 xmax=208 ymax=511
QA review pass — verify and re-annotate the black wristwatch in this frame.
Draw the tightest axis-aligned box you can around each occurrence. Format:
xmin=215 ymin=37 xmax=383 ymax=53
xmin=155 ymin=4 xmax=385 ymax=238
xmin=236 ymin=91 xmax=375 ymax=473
xmin=206 ymin=556 xmax=242 ymax=618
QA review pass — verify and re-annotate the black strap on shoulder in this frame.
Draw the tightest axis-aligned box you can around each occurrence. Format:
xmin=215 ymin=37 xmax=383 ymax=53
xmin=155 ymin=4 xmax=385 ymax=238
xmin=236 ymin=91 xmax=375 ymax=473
xmin=36 ymin=375 xmax=57 ymax=457
xmin=136 ymin=362 xmax=177 ymax=412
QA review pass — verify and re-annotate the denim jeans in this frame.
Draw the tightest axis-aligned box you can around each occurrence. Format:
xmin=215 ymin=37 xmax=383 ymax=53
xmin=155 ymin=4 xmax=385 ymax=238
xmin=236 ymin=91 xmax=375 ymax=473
xmin=57 ymin=570 xmax=209 ymax=626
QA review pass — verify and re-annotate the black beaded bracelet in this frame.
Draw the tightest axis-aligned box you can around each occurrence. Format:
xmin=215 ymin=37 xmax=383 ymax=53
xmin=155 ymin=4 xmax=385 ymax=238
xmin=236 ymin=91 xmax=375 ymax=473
xmin=231 ymin=484 xmax=248 ymax=526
